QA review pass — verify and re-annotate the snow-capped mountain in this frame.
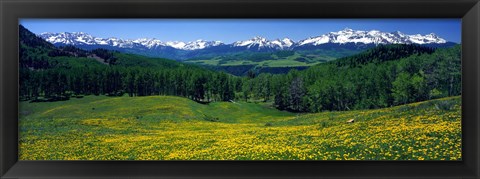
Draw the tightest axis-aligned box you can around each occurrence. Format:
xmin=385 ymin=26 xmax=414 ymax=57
xmin=273 ymin=38 xmax=295 ymax=48
xmin=298 ymin=28 xmax=447 ymax=46
xmin=131 ymin=38 xmax=164 ymax=48
xmin=39 ymin=32 xmax=223 ymax=50
xmin=232 ymin=36 xmax=294 ymax=50
xmin=232 ymin=36 xmax=295 ymax=50
xmin=184 ymin=40 xmax=224 ymax=50
xmin=40 ymin=32 xmax=97 ymax=45
xmin=39 ymin=28 xmax=449 ymax=51
xmin=38 ymin=28 xmax=454 ymax=60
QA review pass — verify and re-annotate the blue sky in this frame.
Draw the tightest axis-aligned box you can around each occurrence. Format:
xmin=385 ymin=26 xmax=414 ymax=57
xmin=19 ymin=19 xmax=461 ymax=43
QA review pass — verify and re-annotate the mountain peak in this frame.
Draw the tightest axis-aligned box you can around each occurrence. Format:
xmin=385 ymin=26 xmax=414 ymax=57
xmin=38 ymin=28 xmax=450 ymax=51
xmin=299 ymin=29 xmax=447 ymax=46
xmin=182 ymin=39 xmax=224 ymax=50
xmin=342 ymin=27 xmax=354 ymax=32
xmin=233 ymin=36 xmax=293 ymax=50
xmin=251 ymin=36 xmax=267 ymax=41
xmin=39 ymin=32 xmax=225 ymax=50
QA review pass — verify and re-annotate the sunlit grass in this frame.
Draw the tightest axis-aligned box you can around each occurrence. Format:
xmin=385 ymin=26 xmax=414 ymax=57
xmin=19 ymin=95 xmax=461 ymax=160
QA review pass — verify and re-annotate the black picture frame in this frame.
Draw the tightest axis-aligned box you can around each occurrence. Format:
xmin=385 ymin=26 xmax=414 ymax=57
xmin=1 ymin=0 xmax=479 ymax=178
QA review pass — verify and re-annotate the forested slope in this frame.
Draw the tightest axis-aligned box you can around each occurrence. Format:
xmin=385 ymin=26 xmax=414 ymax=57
xmin=244 ymin=44 xmax=461 ymax=112
xmin=20 ymin=25 xmax=461 ymax=113
xmin=20 ymin=25 xmax=239 ymax=102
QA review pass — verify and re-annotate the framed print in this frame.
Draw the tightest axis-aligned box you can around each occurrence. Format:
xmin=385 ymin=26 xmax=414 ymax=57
xmin=1 ymin=0 xmax=479 ymax=178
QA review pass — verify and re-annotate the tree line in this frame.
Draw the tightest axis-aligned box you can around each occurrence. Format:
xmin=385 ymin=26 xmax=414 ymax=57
xmin=20 ymin=66 xmax=240 ymax=103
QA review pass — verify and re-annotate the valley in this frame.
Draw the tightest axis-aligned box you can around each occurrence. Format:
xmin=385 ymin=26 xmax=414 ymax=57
xmin=36 ymin=28 xmax=458 ymax=76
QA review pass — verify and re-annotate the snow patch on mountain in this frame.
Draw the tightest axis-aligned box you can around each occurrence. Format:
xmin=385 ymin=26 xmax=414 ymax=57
xmin=233 ymin=36 xmax=294 ymax=50
xmin=184 ymin=40 xmax=224 ymax=50
xmin=39 ymin=32 xmax=223 ymax=50
xmin=298 ymin=28 xmax=447 ymax=46
xmin=38 ymin=28 xmax=449 ymax=51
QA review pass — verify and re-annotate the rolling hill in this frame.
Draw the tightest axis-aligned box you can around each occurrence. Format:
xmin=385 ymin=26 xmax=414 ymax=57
xmin=19 ymin=95 xmax=461 ymax=160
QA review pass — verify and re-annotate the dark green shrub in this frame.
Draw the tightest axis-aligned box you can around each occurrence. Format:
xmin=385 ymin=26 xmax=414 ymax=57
xmin=321 ymin=122 xmax=328 ymax=128
xmin=435 ymin=100 xmax=455 ymax=111
xmin=328 ymin=113 xmax=336 ymax=120
xmin=203 ymin=114 xmax=219 ymax=122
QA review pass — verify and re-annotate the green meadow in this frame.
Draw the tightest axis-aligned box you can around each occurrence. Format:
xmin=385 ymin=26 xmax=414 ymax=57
xmin=19 ymin=95 xmax=461 ymax=160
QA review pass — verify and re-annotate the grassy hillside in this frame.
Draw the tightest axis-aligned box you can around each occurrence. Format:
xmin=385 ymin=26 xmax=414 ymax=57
xmin=184 ymin=49 xmax=357 ymax=68
xmin=19 ymin=95 xmax=461 ymax=160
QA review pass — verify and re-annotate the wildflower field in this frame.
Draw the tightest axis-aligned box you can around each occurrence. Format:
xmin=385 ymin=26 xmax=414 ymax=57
xmin=19 ymin=95 xmax=461 ymax=160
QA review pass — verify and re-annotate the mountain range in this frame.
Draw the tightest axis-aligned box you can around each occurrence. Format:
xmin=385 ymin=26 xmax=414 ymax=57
xmin=38 ymin=28 xmax=456 ymax=60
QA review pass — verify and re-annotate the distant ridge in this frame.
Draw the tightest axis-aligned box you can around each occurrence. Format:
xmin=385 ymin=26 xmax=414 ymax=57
xmin=39 ymin=28 xmax=450 ymax=51
xmin=36 ymin=28 xmax=456 ymax=60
